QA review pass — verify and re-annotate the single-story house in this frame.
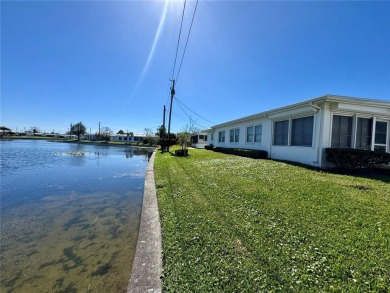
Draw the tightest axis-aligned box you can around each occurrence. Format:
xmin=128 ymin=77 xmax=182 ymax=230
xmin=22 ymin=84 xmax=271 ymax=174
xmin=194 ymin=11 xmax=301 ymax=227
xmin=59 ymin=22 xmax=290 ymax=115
xmin=191 ymin=132 xmax=208 ymax=148
xmin=82 ymin=134 xmax=97 ymax=140
xmin=110 ymin=133 xmax=157 ymax=142
xmin=206 ymin=95 xmax=390 ymax=168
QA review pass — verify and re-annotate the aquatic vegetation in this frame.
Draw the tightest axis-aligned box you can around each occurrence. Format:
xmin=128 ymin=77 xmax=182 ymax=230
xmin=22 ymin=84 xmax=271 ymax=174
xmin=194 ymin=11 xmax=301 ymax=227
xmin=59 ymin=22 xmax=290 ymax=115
xmin=1 ymin=140 xmax=149 ymax=293
xmin=0 ymin=192 xmax=141 ymax=293
xmin=92 ymin=263 xmax=112 ymax=276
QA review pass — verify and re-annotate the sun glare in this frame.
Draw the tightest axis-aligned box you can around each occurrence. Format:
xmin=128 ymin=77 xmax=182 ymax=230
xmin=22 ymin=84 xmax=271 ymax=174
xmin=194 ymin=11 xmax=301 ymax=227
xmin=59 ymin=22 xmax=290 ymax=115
xmin=130 ymin=0 xmax=170 ymax=99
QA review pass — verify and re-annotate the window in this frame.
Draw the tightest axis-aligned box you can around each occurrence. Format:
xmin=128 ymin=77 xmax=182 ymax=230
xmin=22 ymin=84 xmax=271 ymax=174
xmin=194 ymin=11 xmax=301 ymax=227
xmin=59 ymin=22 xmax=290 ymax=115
xmin=246 ymin=126 xmax=253 ymax=143
xmin=247 ymin=125 xmax=262 ymax=143
xmin=119 ymin=137 xmax=122 ymax=141
xmin=254 ymin=125 xmax=262 ymax=143
xmin=291 ymin=116 xmax=314 ymax=146
xmin=229 ymin=128 xmax=239 ymax=143
xmin=218 ymin=131 xmax=225 ymax=143
xmin=375 ymin=121 xmax=387 ymax=145
xmin=356 ymin=118 xmax=372 ymax=149
xmin=211 ymin=133 xmax=214 ymax=141
xmin=331 ymin=115 xmax=352 ymax=148
xmin=274 ymin=120 xmax=289 ymax=145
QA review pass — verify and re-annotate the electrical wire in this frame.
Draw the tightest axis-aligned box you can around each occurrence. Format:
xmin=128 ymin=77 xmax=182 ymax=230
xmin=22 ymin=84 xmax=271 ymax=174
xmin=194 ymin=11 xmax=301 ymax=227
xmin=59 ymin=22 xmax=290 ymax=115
xmin=175 ymin=99 xmax=210 ymax=130
xmin=175 ymin=97 xmax=215 ymax=124
xmin=175 ymin=0 xmax=199 ymax=84
xmin=171 ymin=0 xmax=187 ymax=80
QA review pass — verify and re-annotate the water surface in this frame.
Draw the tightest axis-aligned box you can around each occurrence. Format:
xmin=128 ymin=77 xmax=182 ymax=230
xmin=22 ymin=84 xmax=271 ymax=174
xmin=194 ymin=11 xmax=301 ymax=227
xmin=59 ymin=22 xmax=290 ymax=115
xmin=0 ymin=140 xmax=152 ymax=293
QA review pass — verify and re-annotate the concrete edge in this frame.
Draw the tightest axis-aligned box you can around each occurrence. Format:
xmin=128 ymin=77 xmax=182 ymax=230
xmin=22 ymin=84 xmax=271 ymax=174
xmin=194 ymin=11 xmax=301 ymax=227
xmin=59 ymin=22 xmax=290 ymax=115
xmin=127 ymin=150 xmax=163 ymax=293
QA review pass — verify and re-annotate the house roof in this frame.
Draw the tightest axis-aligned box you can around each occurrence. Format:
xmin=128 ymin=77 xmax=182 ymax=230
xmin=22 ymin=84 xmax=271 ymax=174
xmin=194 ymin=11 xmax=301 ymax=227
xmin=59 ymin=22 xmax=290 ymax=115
xmin=210 ymin=94 xmax=390 ymax=129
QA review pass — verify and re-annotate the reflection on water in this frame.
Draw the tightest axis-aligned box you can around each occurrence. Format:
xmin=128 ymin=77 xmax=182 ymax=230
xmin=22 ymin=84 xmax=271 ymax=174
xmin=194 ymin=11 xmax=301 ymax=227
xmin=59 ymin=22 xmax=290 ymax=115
xmin=0 ymin=140 xmax=153 ymax=293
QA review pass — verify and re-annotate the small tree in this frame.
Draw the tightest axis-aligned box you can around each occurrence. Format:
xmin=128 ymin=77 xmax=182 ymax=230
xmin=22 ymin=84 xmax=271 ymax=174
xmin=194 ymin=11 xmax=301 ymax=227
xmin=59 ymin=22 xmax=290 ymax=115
xmin=156 ymin=125 xmax=166 ymax=139
xmin=144 ymin=128 xmax=155 ymax=145
xmin=177 ymin=131 xmax=191 ymax=150
xmin=117 ymin=130 xmax=125 ymax=135
xmin=70 ymin=122 xmax=86 ymax=141
xmin=30 ymin=126 xmax=40 ymax=136
xmin=177 ymin=125 xmax=192 ymax=150
xmin=100 ymin=126 xmax=112 ymax=142
xmin=0 ymin=126 xmax=11 ymax=137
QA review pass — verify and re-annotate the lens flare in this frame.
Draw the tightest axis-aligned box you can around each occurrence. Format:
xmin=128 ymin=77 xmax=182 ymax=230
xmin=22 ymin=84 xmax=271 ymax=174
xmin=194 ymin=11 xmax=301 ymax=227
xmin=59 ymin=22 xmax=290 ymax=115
xmin=130 ymin=1 xmax=169 ymax=99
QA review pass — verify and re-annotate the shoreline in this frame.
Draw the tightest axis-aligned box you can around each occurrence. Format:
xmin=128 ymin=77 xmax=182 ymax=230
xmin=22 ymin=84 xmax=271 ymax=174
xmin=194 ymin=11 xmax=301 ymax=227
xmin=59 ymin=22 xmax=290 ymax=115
xmin=127 ymin=150 xmax=163 ymax=292
xmin=1 ymin=137 xmax=157 ymax=148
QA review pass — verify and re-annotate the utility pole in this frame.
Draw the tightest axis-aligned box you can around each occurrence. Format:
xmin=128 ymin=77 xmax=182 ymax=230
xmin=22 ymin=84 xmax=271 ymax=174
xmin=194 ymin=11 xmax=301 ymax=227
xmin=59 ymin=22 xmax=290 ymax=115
xmin=161 ymin=105 xmax=167 ymax=153
xmin=167 ymin=80 xmax=175 ymax=152
xmin=163 ymin=105 xmax=166 ymax=137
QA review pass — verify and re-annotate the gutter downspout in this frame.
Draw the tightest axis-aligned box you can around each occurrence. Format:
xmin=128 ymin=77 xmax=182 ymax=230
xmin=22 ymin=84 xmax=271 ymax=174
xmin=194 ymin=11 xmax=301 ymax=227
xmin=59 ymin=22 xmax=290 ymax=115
xmin=310 ymin=102 xmax=321 ymax=112
xmin=310 ymin=102 xmax=322 ymax=166
xmin=264 ymin=112 xmax=272 ymax=159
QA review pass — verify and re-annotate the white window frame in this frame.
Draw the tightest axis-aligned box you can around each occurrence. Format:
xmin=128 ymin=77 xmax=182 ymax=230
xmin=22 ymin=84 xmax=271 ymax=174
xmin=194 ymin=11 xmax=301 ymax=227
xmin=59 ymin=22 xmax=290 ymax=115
xmin=273 ymin=120 xmax=289 ymax=146
xmin=291 ymin=116 xmax=314 ymax=147
xmin=230 ymin=128 xmax=240 ymax=143
xmin=254 ymin=125 xmax=262 ymax=143
xmin=246 ymin=124 xmax=262 ymax=143
xmin=218 ymin=131 xmax=225 ymax=143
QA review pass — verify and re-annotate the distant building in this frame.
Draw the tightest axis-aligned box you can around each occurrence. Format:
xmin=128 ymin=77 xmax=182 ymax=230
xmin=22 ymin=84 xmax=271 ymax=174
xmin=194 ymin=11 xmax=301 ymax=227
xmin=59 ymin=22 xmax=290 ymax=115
xmin=109 ymin=133 xmax=157 ymax=143
xmin=206 ymin=95 xmax=390 ymax=168
xmin=191 ymin=132 xmax=208 ymax=148
xmin=82 ymin=134 xmax=97 ymax=140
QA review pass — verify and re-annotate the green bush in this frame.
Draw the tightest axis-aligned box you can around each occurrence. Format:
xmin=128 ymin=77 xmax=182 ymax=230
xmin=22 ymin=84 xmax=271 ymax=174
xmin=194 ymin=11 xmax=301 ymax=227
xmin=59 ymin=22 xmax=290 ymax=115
xmin=213 ymin=147 xmax=268 ymax=159
xmin=326 ymin=148 xmax=390 ymax=169
xmin=204 ymin=144 xmax=214 ymax=150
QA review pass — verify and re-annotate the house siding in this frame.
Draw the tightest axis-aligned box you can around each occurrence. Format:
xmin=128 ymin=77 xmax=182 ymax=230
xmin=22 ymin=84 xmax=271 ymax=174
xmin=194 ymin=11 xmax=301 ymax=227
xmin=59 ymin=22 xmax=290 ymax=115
xmin=207 ymin=96 xmax=390 ymax=168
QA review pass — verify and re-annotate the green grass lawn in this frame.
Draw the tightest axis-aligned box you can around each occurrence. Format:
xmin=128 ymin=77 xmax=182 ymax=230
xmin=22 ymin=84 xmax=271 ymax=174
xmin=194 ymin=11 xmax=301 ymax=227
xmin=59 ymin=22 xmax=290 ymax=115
xmin=154 ymin=146 xmax=390 ymax=292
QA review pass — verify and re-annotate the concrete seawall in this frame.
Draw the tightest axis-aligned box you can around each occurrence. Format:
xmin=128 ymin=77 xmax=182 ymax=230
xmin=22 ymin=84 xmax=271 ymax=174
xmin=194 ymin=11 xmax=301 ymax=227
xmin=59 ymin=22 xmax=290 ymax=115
xmin=127 ymin=150 xmax=162 ymax=293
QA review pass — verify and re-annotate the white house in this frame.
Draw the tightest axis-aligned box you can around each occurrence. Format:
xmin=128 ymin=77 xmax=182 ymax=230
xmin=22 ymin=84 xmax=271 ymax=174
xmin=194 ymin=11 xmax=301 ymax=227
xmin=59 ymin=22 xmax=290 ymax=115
xmin=206 ymin=95 xmax=390 ymax=168
xmin=82 ymin=134 xmax=97 ymax=140
xmin=191 ymin=132 xmax=208 ymax=148
xmin=110 ymin=133 xmax=156 ymax=143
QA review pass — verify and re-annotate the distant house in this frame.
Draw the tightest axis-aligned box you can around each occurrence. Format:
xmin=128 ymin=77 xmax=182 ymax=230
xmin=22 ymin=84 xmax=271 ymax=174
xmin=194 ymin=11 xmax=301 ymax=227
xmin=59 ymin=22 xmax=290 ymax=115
xmin=206 ymin=95 xmax=390 ymax=168
xmin=110 ymin=134 xmax=132 ymax=142
xmin=191 ymin=132 xmax=208 ymax=148
xmin=82 ymin=134 xmax=97 ymax=140
xmin=110 ymin=133 xmax=157 ymax=143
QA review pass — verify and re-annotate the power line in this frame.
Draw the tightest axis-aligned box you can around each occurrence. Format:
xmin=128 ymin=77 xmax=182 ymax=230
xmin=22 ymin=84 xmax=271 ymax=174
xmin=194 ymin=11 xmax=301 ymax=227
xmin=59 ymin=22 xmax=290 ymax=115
xmin=175 ymin=99 xmax=210 ymax=130
xmin=176 ymin=0 xmax=199 ymax=84
xmin=171 ymin=0 xmax=187 ymax=80
xmin=175 ymin=97 xmax=215 ymax=125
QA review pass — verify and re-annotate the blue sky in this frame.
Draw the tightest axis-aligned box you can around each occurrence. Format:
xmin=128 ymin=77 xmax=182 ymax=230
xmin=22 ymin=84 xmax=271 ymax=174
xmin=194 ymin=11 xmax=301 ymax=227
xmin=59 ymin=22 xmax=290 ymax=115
xmin=2 ymin=0 xmax=390 ymax=135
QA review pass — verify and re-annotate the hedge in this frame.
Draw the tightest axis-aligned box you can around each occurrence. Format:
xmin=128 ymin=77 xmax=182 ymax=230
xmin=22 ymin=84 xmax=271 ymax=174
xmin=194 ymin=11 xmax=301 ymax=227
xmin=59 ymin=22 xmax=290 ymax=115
xmin=326 ymin=148 xmax=390 ymax=169
xmin=212 ymin=147 xmax=268 ymax=159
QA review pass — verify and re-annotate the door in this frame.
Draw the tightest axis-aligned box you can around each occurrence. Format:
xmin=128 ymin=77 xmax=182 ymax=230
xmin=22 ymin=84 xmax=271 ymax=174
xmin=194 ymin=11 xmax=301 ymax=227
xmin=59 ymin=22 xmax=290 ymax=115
xmin=373 ymin=121 xmax=388 ymax=152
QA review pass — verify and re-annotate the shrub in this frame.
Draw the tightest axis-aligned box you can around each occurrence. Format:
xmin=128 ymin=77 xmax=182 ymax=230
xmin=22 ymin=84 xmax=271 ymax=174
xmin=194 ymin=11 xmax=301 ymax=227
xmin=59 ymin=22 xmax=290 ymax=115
xmin=326 ymin=148 xmax=390 ymax=169
xmin=213 ymin=147 xmax=268 ymax=159
xmin=204 ymin=144 xmax=214 ymax=150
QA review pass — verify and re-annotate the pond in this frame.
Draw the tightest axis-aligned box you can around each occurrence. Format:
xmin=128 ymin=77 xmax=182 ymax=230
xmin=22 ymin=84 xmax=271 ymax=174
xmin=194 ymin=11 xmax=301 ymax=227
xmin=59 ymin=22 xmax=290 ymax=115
xmin=0 ymin=140 xmax=153 ymax=293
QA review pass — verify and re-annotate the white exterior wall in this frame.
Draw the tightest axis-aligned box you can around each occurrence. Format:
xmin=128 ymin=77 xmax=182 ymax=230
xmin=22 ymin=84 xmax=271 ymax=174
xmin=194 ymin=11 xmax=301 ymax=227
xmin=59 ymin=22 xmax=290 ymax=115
xmin=110 ymin=135 xmax=130 ymax=142
xmin=209 ymin=106 xmax=323 ymax=167
xmin=267 ymin=105 xmax=321 ymax=167
xmin=207 ymin=96 xmax=390 ymax=169
xmin=210 ymin=117 xmax=270 ymax=152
